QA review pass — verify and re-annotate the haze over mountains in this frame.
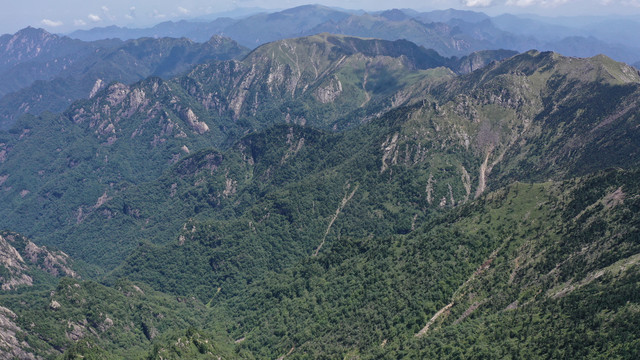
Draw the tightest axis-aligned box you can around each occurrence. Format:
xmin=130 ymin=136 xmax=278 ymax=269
xmin=1 ymin=3 xmax=640 ymax=359
xmin=68 ymin=5 xmax=640 ymax=63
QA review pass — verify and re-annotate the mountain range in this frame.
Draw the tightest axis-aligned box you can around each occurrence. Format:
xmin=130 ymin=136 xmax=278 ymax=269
xmin=68 ymin=5 xmax=640 ymax=63
xmin=0 ymin=5 xmax=639 ymax=359
xmin=0 ymin=28 xmax=249 ymax=130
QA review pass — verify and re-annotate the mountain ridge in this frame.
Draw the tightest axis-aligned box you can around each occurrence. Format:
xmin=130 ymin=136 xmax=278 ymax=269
xmin=65 ymin=5 xmax=640 ymax=64
xmin=0 ymin=30 xmax=639 ymax=359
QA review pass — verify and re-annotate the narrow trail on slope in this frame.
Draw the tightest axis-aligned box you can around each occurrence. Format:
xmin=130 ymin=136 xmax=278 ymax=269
xmin=415 ymin=302 xmax=454 ymax=337
xmin=313 ymin=184 xmax=359 ymax=257
xmin=276 ymin=346 xmax=295 ymax=360
xmin=415 ymin=242 xmax=507 ymax=337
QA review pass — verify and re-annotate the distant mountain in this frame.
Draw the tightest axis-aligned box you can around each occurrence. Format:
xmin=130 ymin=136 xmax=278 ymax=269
xmin=69 ymin=5 xmax=350 ymax=45
xmin=69 ymin=18 xmax=237 ymax=43
xmin=378 ymin=9 xmax=412 ymax=22
xmin=69 ymin=6 xmax=504 ymax=57
xmin=0 ymin=27 xmax=95 ymax=72
xmin=583 ymin=19 xmax=640 ymax=49
xmin=307 ymin=14 xmax=487 ymax=57
xmin=491 ymin=14 xmax=640 ymax=63
xmin=544 ymin=36 xmax=640 ymax=64
xmin=220 ymin=5 xmax=351 ymax=47
xmin=0 ymin=31 xmax=249 ymax=130
xmin=491 ymin=14 xmax=582 ymax=42
xmin=0 ymin=27 xmax=111 ymax=97
xmin=412 ymin=8 xmax=490 ymax=24
xmin=66 ymin=5 xmax=640 ymax=66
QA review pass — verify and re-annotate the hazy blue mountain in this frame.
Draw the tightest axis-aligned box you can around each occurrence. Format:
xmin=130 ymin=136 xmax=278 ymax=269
xmin=582 ymin=19 xmax=640 ymax=49
xmin=491 ymin=14 xmax=583 ymax=42
xmin=492 ymin=14 xmax=640 ymax=63
xmin=0 ymin=27 xmax=97 ymax=72
xmin=68 ymin=5 xmax=349 ymax=45
xmin=0 ymin=28 xmax=113 ymax=97
xmin=413 ymin=8 xmax=490 ymax=24
xmin=220 ymin=5 xmax=351 ymax=47
xmin=65 ymin=5 xmax=640 ymax=65
xmin=544 ymin=36 xmax=640 ymax=64
xmin=69 ymin=18 xmax=237 ymax=43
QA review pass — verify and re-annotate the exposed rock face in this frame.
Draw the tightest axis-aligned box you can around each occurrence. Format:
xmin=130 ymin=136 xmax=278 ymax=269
xmin=66 ymin=321 xmax=85 ymax=341
xmin=315 ymin=76 xmax=343 ymax=103
xmin=0 ymin=232 xmax=77 ymax=291
xmin=0 ymin=235 xmax=32 ymax=290
xmin=23 ymin=240 xmax=77 ymax=278
xmin=380 ymin=133 xmax=400 ymax=173
xmin=89 ymin=79 xmax=104 ymax=99
xmin=0 ymin=306 xmax=39 ymax=359
xmin=183 ymin=108 xmax=209 ymax=134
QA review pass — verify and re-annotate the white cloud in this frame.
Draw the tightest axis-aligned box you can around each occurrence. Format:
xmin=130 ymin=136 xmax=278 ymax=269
xmin=125 ymin=6 xmax=136 ymax=20
xmin=41 ymin=19 xmax=63 ymax=27
xmin=462 ymin=0 xmax=495 ymax=6
xmin=506 ymin=0 xmax=534 ymax=4
xmin=506 ymin=0 xmax=571 ymax=6
xmin=102 ymin=5 xmax=116 ymax=21
xmin=74 ymin=19 xmax=87 ymax=26
xmin=88 ymin=14 xmax=102 ymax=22
xmin=151 ymin=9 xmax=166 ymax=19
xmin=461 ymin=0 xmax=576 ymax=7
xmin=178 ymin=6 xmax=190 ymax=15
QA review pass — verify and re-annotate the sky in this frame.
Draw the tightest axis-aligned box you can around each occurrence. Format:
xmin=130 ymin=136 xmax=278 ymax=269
xmin=2 ymin=0 xmax=640 ymax=35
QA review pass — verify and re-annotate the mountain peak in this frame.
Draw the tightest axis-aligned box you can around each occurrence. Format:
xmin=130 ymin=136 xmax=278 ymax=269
xmin=531 ymin=50 xmax=640 ymax=85
xmin=246 ymin=33 xmax=448 ymax=73
xmin=281 ymin=4 xmax=338 ymax=13
xmin=12 ymin=26 xmax=56 ymax=41
xmin=588 ymin=53 xmax=640 ymax=84
xmin=379 ymin=9 xmax=410 ymax=22
xmin=475 ymin=50 xmax=640 ymax=87
xmin=0 ymin=27 xmax=71 ymax=68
